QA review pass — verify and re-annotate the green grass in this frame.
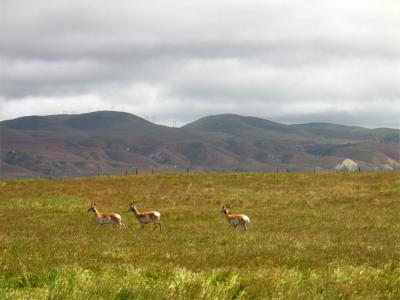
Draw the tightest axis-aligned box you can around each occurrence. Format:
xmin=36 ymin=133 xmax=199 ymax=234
xmin=0 ymin=173 xmax=400 ymax=299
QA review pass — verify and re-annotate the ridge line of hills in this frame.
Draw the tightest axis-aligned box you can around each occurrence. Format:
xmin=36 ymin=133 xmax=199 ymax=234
xmin=1 ymin=111 xmax=399 ymax=179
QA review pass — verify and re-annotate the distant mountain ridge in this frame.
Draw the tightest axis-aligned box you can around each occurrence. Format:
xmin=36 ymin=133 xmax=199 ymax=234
xmin=1 ymin=111 xmax=399 ymax=179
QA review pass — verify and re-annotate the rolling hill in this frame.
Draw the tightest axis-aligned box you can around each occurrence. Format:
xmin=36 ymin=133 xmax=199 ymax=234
xmin=1 ymin=112 xmax=399 ymax=179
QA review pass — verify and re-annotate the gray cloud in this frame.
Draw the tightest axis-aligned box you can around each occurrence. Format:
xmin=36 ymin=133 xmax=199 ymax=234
xmin=1 ymin=0 xmax=399 ymax=128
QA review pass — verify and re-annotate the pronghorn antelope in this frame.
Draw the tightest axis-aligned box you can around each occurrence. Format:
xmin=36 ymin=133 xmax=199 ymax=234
xmin=221 ymin=204 xmax=250 ymax=231
xmin=128 ymin=202 xmax=162 ymax=230
xmin=87 ymin=203 xmax=124 ymax=227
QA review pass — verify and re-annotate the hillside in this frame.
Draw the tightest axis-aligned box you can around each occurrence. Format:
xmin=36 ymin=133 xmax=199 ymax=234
xmin=183 ymin=114 xmax=399 ymax=171
xmin=1 ymin=112 xmax=399 ymax=179
xmin=182 ymin=114 xmax=307 ymax=139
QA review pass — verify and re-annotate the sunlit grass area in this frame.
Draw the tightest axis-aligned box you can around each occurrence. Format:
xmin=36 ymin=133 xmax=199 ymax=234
xmin=1 ymin=173 xmax=399 ymax=299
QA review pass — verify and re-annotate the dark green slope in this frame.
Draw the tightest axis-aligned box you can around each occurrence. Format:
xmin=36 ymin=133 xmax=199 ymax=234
xmin=182 ymin=114 xmax=310 ymax=140
xmin=293 ymin=122 xmax=399 ymax=143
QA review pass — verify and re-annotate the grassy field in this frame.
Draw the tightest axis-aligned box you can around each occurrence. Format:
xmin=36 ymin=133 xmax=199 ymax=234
xmin=1 ymin=172 xmax=400 ymax=299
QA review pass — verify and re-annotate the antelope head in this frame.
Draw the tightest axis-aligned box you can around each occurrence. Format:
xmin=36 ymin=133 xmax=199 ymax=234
xmin=221 ymin=204 xmax=231 ymax=214
xmin=128 ymin=202 xmax=137 ymax=212
xmin=87 ymin=203 xmax=96 ymax=213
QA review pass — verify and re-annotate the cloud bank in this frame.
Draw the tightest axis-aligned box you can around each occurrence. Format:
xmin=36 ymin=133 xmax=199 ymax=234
xmin=1 ymin=0 xmax=399 ymax=128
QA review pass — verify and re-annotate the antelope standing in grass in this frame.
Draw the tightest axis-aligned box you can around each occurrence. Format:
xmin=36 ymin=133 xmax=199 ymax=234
xmin=128 ymin=202 xmax=162 ymax=230
xmin=221 ymin=204 xmax=250 ymax=231
xmin=87 ymin=203 xmax=124 ymax=227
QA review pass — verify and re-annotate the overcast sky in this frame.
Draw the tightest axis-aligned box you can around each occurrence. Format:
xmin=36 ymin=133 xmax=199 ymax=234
xmin=1 ymin=0 xmax=399 ymax=128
